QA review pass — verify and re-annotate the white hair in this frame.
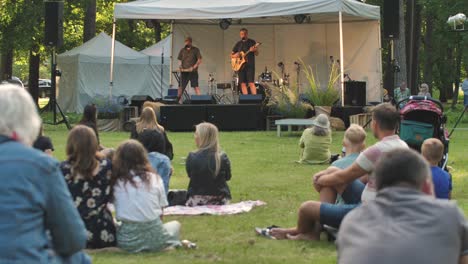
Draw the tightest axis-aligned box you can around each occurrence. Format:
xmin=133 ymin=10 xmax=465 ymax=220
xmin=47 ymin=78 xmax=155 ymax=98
xmin=0 ymin=84 xmax=42 ymax=146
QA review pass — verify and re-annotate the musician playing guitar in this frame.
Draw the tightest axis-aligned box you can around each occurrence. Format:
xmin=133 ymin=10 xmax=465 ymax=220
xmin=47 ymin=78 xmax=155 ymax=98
xmin=177 ymin=36 xmax=202 ymax=103
xmin=231 ymin=28 xmax=259 ymax=95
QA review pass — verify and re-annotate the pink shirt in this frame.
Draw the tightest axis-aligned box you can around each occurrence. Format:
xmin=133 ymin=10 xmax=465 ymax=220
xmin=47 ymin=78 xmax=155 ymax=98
xmin=355 ymin=135 xmax=408 ymax=202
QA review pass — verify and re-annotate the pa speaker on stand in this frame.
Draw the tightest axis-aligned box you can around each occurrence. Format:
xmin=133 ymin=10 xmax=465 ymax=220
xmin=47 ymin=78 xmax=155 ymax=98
xmin=41 ymin=1 xmax=70 ymax=129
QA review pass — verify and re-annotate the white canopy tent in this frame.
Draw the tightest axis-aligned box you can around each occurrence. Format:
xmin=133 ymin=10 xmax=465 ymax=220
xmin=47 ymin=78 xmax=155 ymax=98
xmin=113 ymin=0 xmax=382 ymax=103
xmin=141 ymin=35 xmax=172 ymax=98
xmin=57 ymin=32 xmax=155 ymax=113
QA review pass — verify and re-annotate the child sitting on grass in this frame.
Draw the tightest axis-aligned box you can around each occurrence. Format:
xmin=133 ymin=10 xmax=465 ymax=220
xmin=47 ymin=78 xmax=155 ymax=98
xmin=421 ymin=138 xmax=452 ymax=199
xmin=112 ymin=140 xmax=182 ymax=252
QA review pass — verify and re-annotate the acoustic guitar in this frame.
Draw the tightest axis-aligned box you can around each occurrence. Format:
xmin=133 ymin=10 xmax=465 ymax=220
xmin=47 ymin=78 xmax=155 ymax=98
xmin=231 ymin=42 xmax=262 ymax=72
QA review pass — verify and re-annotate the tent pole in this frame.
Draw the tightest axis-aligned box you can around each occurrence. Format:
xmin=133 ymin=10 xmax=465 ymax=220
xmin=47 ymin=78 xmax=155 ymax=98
xmin=169 ymin=23 xmax=174 ymax=87
xmin=110 ymin=18 xmax=117 ymax=99
xmin=339 ymin=11 xmax=345 ymax=107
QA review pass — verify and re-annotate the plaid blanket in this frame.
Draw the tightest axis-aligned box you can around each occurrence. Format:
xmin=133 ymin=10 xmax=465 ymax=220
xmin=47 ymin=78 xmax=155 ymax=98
xmin=163 ymin=200 xmax=266 ymax=216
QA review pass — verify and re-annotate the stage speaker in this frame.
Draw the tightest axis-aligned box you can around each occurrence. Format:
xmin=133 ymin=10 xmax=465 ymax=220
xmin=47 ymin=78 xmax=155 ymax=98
xmin=44 ymin=1 xmax=64 ymax=47
xmin=190 ymin=95 xmax=215 ymax=105
xmin=160 ymin=105 xmax=207 ymax=131
xmin=383 ymin=0 xmax=399 ymax=39
xmin=239 ymin=94 xmax=263 ymax=104
xmin=206 ymin=104 xmax=262 ymax=131
xmin=131 ymin=95 xmax=153 ymax=114
xmin=331 ymin=106 xmax=364 ymax=128
xmin=344 ymin=81 xmax=366 ymax=106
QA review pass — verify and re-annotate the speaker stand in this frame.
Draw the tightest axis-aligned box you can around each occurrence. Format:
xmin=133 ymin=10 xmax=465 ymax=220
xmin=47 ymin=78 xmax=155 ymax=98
xmin=41 ymin=47 xmax=71 ymax=129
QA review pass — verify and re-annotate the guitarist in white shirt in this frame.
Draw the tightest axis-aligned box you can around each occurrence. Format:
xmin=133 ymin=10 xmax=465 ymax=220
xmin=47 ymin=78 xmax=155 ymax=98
xmin=231 ymin=28 xmax=259 ymax=95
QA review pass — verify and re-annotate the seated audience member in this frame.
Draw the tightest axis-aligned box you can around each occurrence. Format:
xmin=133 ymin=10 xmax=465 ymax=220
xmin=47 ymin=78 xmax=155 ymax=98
xmin=186 ymin=122 xmax=232 ymax=206
xmin=33 ymin=125 xmax=54 ymax=156
xmin=314 ymin=103 xmax=408 ymax=203
xmin=79 ymin=104 xmax=101 ymax=145
xmin=297 ymin=114 xmax=332 ymax=164
xmin=267 ymin=104 xmax=408 ymax=241
xmin=112 ymin=140 xmax=181 ymax=252
xmin=270 ymin=125 xmax=367 ymax=240
xmin=60 ymin=125 xmax=116 ymax=249
xmin=337 ymin=149 xmax=468 ymax=264
xmin=394 ymin=81 xmax=411 ymax=108
xmin=131 ymin=107 xmax=174 ymax=160
xmin=0 ymin=84 xmax=90 ymax=263
xmin=137 ymin=129 xmax=172 ymax=194
xmin=418 ymin=83 xmax=432 ymax=97
xmin=422 ymin=138 xmax=452 ymax=199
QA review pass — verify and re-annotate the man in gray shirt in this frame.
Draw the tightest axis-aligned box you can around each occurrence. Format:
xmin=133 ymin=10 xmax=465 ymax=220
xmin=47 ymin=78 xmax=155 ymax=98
xmin=177 ymin=36 xmax=202 ymax=103
xmin=337 ymin=149 xmax=468 ymax=264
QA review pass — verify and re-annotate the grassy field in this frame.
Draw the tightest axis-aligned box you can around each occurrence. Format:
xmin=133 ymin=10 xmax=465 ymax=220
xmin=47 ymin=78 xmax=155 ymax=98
xmin=42 ymin=108 xmax=468 ymax=264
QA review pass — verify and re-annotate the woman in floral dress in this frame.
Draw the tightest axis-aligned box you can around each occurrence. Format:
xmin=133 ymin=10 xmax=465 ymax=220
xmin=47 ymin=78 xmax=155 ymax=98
xmin=60 ymin=125 xmax=116 ymax=249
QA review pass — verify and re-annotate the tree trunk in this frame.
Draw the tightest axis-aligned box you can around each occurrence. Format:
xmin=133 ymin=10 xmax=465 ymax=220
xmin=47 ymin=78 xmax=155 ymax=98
xmin=83 ymin=0 xmax=97 ymax=42
xmin=422 ymin=13 xmax=434 ymax=94
xmin=0 ymin=48 xmax=13 ymax=80
xmin=152 ymin=20 xmax=162 ymax=43
xmin=405 ymin=0 xmax=421 ymax=95
xmin=28 ymin=48 xmax=40 ymax=107
xmin=394 ymin=0 xmax=407 ymax=89
xmin=439 ymin=47 xmax=454 ymax=102
xmin=451 ymin=36 xmax=462 ymax=109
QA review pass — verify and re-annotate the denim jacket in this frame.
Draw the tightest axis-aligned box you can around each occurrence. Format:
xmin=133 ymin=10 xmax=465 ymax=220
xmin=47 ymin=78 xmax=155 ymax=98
xmin=0 ymin=136 xmax=87 ymax=263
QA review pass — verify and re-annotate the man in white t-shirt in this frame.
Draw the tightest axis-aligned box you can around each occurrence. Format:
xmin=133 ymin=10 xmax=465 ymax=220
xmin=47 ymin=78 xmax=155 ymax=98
xmin=314 ymin=103 xmax=408 ymax=203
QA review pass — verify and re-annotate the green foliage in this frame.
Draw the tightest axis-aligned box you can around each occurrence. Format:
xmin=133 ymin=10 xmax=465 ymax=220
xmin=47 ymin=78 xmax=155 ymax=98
xmin=91 ymin=96 xmax=124 ymax=119
xmin=267 ymin=81 xmax=313 ymax=118
xmin=302 ymin=60 xmax=340 ymax=106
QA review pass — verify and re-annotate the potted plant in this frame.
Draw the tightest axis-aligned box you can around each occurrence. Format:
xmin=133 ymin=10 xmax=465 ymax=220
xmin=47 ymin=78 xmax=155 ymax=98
xmin=302 ymin=60 xmax=341 ymax=116
xmin=267 ymin=80 xmax=313 ymax=119
xmin=91 ymin=96 xmax=124 ymax=131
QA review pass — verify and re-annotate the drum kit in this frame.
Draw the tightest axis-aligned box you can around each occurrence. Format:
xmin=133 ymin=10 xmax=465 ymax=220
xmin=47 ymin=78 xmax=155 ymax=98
xmin=205 ymin=61 xmax=300 ymax=104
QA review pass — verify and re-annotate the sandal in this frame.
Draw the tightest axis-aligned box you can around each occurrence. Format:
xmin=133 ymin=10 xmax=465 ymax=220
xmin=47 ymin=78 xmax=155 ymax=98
xmin=254 ymin=225 xmax=280 ymax=239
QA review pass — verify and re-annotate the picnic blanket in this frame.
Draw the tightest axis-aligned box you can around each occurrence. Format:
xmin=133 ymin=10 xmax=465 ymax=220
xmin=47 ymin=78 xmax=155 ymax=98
xmin=163 ymin=200 xmax=266 ymax=216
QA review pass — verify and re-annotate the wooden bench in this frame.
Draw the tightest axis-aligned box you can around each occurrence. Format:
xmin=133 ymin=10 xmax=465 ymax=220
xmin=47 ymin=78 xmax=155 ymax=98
xmin=275 ymin=118 xmax=314 ymax=137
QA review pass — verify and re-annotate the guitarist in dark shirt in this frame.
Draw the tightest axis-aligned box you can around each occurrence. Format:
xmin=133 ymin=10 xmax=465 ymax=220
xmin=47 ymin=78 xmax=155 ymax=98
xmin=231 ymin=28 xmax=259 ymax=95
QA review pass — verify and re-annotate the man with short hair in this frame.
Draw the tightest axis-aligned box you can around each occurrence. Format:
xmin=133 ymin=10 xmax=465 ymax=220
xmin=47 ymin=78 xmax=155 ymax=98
xmin=337 ymin=149 xmax=468 ymax=264
xmin=0 ymin=84 xmax=90 ymax=263
xmin=268 ymin=125 xmax=367 ymax=240
xmin=314 ymin=103 xmax=408 ymax=203
xmin=177 ymin=36 xmax=202 ymax=102
xmin=231 ymin=28 xmax=259 ymax=95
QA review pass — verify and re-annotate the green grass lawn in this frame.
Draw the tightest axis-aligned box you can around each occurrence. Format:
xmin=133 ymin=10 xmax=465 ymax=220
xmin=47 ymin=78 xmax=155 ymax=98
xmin=42 ymin=107 xmax=468 ymax=264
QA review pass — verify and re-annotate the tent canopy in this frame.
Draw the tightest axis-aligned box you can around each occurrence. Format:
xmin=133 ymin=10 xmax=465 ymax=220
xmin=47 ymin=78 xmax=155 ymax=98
xmin=59 ymin=32 xmax=148 ymax=64
xmin=111 ymin=0 xmax=382 ymax=103
xmin=57 ymin=32 xmax=156 ymax=113
xmin=141 ymin=34 xmax=172 ymax=65
xmin=114 ymin=0 xmax=380 ymax=23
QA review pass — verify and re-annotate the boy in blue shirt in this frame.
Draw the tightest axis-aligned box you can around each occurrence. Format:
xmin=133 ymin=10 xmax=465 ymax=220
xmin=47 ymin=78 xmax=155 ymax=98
xmin=422 ymin=138 xmax=452 ymax=199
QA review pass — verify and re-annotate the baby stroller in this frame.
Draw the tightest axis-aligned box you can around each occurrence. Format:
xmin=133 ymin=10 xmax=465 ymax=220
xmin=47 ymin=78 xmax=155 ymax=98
xmin=397 ymin=96 xmax=449 ymax=170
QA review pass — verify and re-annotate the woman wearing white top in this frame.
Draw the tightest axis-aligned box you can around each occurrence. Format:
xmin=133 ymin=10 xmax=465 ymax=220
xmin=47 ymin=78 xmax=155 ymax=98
xmin=112 ymin=140 xmax=181 ymax=252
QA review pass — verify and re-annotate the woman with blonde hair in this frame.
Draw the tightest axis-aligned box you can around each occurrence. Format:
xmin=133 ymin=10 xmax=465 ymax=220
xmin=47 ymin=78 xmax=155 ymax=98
xmin=185 ymin=122 xmax=232 ymax=206
xmin=130 ymin=107 xmax=173 ymax=160
xmin=60 ymin=125 xmax=116 ymax=249
xmin=297 ymin=114 xmax=332 ymax=164
xmin=112 ymin=140 xmax=181 ymax=252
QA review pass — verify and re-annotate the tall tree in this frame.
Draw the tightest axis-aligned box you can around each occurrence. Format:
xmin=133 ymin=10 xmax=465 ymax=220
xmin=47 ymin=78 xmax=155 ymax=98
xmin=421 ymin=8 xmax=435 ymax=94
xmin=394 ymin=0 xmax=407 ymax=89
xmin=83 ymin=0 xmax=97 ymax=42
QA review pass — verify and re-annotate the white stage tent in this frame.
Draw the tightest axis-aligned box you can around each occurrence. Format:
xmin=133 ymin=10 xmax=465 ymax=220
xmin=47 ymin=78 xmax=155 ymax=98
xmin=57 ymin=32 xmax=155 ymax=113
xmin=113 ymin=0 xmax=382 ymax=103
xmin=141 ymin=35 xmax=172 ymax=98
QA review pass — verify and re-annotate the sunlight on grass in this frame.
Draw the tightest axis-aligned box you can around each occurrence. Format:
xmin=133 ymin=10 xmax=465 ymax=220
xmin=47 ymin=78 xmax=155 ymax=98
xmin=43 ymin=123 xmax=468 ymax=263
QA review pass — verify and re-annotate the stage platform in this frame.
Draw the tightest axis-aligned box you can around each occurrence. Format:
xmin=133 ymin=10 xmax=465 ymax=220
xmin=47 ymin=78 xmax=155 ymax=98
xmin=155 ymin=103 xmax=364 ymax=132
xmin=159 ymin=104 xmax=265 ymax=131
